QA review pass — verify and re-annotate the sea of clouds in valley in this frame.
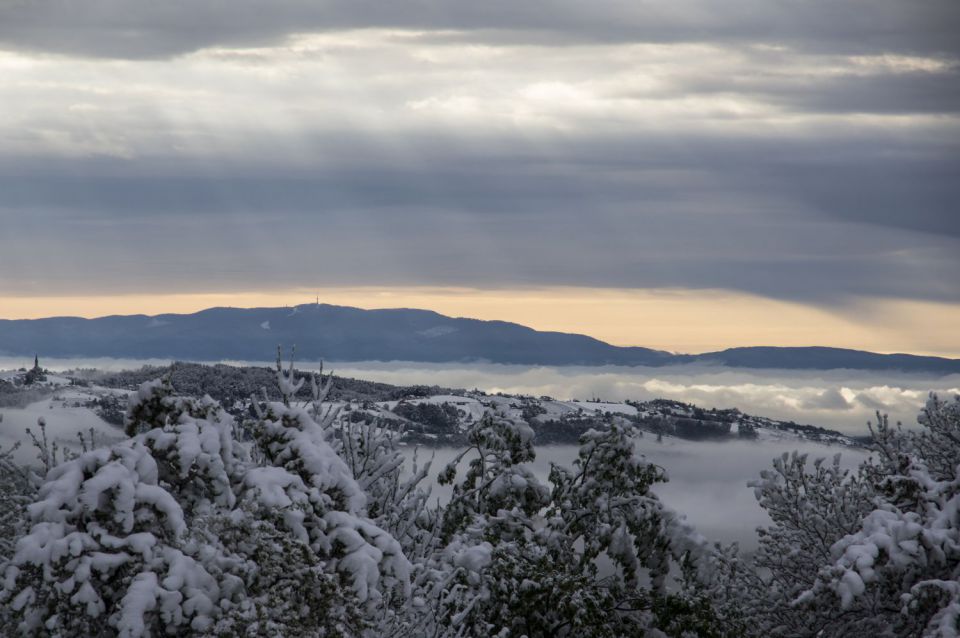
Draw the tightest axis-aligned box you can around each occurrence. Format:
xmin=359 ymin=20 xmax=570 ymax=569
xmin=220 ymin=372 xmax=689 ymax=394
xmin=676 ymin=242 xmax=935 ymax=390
xmin=4 ymin=357 xmax=957 ymax=435
xmin=3 ymin=357 xmax=955 ymax=549
xmin=326 ymin=361 xmax=959 ymax=436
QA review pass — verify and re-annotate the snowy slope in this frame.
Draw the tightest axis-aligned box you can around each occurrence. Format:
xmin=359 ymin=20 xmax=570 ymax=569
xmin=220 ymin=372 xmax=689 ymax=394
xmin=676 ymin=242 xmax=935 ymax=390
xmin=0 ymin=377 xmax=127 ymax=464
xmin=350 ymin=392 xmax=857 ymax=447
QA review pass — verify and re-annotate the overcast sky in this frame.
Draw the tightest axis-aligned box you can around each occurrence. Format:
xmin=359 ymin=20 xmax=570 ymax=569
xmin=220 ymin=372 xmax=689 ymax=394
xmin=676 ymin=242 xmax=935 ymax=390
xmin=0 ymin=1 xmax=957 ymax=354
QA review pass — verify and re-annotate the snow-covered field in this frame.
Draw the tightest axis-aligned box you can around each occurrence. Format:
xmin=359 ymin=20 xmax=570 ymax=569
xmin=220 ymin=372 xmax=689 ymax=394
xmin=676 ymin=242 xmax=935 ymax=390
xmin=0 ymin=377 xmax=126 ymax=464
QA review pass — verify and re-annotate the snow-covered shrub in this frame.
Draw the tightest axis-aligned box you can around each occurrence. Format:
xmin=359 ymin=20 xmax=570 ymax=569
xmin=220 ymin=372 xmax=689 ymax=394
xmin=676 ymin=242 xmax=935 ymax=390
xmin=0 ymin=442 xmax=35 ymax=634
xmin=0 ymin=443 xmax=33 ymax=564
xmin=424 ymin=417 xmax=726 ymax=637
xmin=804 ymin=395 xmax=960 ymax=637
xmin=723 ymin=394 xmax=960 ymax=637
xmin=191 ymin=502 xmax=367 ymax=637
xmin=0 ymin=379 xmax=243 ymax=636
xmin=322 ymin=412 xmax=442 ymax=636
xmin=437 ymin=413 xmax=549 ymax=543
xmin=244 ymin=400 xmax=412 ymax=609
xmin=1 ymin=358 xmax=412 ymax=637
xmin=709 ymin=451 xmax=878 ymax=636
xmin=330 ymin=417 xmax=436 ymax=554
xmin=124 ymin=376 xmax=220 ymax=437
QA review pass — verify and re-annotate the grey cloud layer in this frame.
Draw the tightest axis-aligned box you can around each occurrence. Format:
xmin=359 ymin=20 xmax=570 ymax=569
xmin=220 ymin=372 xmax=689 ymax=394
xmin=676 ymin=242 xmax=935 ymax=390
xmin=2 ymin=127 xmax=957 ymax=301
xmin=0 ymin=5 xmax=957 ymax=304
xmin=1 ymin=0 xmax=958 ymax=58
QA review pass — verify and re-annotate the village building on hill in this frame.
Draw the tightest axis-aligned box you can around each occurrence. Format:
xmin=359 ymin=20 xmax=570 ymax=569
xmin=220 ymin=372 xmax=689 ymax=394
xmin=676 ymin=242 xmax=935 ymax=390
xmin=23 ymin=355 xmax=46 ymax=385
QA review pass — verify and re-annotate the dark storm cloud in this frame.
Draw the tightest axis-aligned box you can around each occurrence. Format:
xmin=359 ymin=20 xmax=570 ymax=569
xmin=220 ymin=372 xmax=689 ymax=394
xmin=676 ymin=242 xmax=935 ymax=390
xmin=0 ymin=0 xmax=958 ymax=59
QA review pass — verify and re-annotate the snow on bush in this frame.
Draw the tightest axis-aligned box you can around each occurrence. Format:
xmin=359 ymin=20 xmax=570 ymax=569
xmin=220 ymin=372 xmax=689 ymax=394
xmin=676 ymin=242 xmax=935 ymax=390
xmin=710 ymin=393 xmax=960 ymax=637
xmin=414 ymin=415 xmax=728 ymax=637
xmin=0 ymin=442 xmax=33 ymax=564
xmin=245 ymin=401 xmax=411 ymax=607
xmin=2 ymin=350 xmax=957 ymax=638
xmin=1 ymin=360 xmax=411 ymax=637
xmin=2 ymin=427 xmax=225 ymax=635
xmin=808 ymin=395 xmax=960 ymax=637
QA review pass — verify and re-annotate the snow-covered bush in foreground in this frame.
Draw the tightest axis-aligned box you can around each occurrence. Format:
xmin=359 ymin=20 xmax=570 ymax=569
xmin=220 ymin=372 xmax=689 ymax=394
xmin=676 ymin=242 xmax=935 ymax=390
xmin=1 ymin=417 xmax=105 ymax=634
xmin=1 ymin=359 xmax=410 ymax=636
xmin=3 ymin=350 xmax=957 ymax=637
xmin=808 ymin=395 xmax=960 ymax=637
xmin=416 ymin=415 xmax=729 ymax=637
xmin=707 ymin=450 xmax=877 ymax=636
xmin=0 ymin=442 xmax=33 ymax=565
xmin=245 ymin=401 xmax=411 ymax=611
xmin=1 ymin=385 xmax=238 ymax=636
xmin=715 ymin=393 xmax=960 ymax=637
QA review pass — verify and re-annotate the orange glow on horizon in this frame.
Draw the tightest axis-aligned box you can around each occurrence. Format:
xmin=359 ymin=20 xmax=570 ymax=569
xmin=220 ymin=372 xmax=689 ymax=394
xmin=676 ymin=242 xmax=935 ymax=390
xmin=0 ymin=286 xmax=958 ymax=358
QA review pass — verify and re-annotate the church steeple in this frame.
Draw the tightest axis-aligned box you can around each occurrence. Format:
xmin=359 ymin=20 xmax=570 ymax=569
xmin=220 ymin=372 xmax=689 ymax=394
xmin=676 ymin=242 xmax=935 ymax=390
xmin=24 ymin=354 xmax=44 ymax=385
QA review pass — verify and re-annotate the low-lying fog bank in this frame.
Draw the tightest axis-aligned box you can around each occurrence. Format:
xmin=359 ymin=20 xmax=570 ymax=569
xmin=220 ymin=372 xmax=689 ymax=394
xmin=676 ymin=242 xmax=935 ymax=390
xmin=0 ymin=356 xmax=906 ymax=551
xmin=407 ymin=438 xmax=869 ymax=552
xmin=2 ymin=357 xmax=957 ymax=436
xmin=325 ymin=361 xmax=958 ymax=436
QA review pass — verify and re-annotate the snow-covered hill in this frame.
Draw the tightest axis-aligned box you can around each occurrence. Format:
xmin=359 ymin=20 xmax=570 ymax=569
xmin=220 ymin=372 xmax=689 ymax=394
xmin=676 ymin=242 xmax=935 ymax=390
xmin=0 ymin=362 xmax=859 ymax=467
xmin=340 ymin=392 xmax=859 ymax=447
xmin=0 ymin=370 xmax=126 ymax=464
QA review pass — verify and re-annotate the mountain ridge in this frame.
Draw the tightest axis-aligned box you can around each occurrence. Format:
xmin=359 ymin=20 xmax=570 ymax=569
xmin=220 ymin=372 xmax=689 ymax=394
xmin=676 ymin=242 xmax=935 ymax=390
xmin=1 ymin=303 xmax=957 ymax=374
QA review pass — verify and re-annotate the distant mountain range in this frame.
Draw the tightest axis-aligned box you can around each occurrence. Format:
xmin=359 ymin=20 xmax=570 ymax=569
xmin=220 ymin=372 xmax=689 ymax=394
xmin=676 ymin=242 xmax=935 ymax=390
xmin=1 ymin=304 xmax=958 ymax=374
